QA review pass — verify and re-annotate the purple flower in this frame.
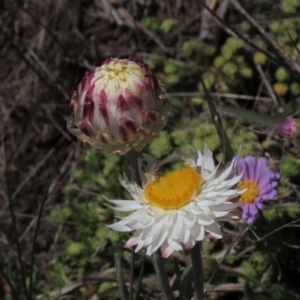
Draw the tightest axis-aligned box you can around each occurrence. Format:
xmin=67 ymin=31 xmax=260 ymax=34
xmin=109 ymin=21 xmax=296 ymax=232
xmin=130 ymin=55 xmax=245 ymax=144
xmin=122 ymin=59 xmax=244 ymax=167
xmin=235 ymin=155 xmax=280 ymax=225
xmin=281 ymin=118 xmax=297 ymax=139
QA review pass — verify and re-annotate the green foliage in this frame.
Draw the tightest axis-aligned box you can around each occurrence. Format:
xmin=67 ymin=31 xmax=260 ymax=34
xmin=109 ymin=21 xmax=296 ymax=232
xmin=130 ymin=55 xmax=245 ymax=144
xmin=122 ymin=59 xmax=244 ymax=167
xmin=240 ymin=67 xmax=253 ymax=78
xmin=280 ymin=155 xmax=300 ymax=177
xmin=254 ymin=52 xmax=267 ymax=65
xmin=144 ymin=17 xmax=160 ymax=32
xmin=160 ymin=18 xmax=180 ymax=34
xmin=290 ymin=82 xmax=300 ymax=95
xmin=198 ymin=72 xmax=216 ymax=91
xmin=275 ymin=67 xmax=289 ymax=82
xmin=282 ymin=0 xmax=300 ymax=13
xmin=146 ymin=55 xmax=163 ymax=70
xmin=214 ymin=55 xmax=225 ymax=68
xmin=232 ymin=131 xmax=257 ymax=157
xmin=182 ymin=39 xmax=199 ymax=57
xmin=149 ymin=131 xmax=172 ymax=158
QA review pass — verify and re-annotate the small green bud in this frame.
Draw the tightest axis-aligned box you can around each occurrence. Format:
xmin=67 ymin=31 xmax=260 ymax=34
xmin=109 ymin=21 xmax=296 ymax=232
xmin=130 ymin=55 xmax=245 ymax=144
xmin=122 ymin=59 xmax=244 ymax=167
xmin=240 ymin=67 xmax=253 ymax=78
xmin=166 ymin=74 xmax=179 ymax=84
xmin=280 ymin=155 xmax=300 ymax=177
xmin=222 ymin=62 xmax=238 ymax=76
xmin=160 ymin=18 xmax=180 ymax=34
xmin=273 ymin=82 xmax=289 ymax=95
xmin=66 ymin=242 xmax=83 ymax=256
xmin=144 ymin=17 xmax=160 ymax=32
xmin=197 ymin=72 xmax=215 ymax=91
xmin=164 ymin=61 xmax=178 ymax=74
xmin=275 ymin=67 xmax=289 ymax=82
xmin=241 ymin=22 xmax=251 ymax=32
xmin=171 ymin=130 xmax=186 ymax=146
xmin=269 ymin=21 xmax=282 ymax=33
xmin=282 ymin=0 xmax=298 ymax=13
xmin=181 ymin=39 xmax=199 ymax=57
xmin=221 ymin=45 xmax=233 ymax=60
xmin=149 ymin=131 xmax=172 ymax=158
xmin=254 ymin=52 xmax=267 ymax=65
xmin=282 ymin=19 xmax=295 ymax=29
xmin=290 ymin=82 xmax=300 ymax=95
xmin=236 ymin=55 xmax=245 ymax=64
xmin=202 ymin=45 xmax=216 ymax=56
xmin=213 ymin=56 xmax=225 ymax=68
xmin=226 ymin=37 xmax=245 ymax=51
xmin=146 ymin=55 xmax=163 ymax=70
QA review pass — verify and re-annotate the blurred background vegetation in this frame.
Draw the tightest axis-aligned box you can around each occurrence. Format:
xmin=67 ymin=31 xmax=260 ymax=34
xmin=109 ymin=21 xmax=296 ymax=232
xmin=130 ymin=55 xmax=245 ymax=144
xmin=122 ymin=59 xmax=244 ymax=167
xmin=1 ymin=0 xmax=300 ymax=299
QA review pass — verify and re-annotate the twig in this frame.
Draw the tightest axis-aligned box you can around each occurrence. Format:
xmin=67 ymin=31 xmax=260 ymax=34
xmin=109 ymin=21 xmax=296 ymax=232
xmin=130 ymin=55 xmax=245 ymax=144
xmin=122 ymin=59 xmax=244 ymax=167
xmin=35 ymin=269 xmax=116 ymax=299
xmin=255 ymin=64 xmax=280 ymax=108
xmin=100 ymin=0 xmax=124 ymax=25
xmin=229 ymin=0 xmax=300 ymax=76
xmin=200 ymin=1 xmax=278 ymax=62
xmin=166 ymin=91 xmax=271 ymax=102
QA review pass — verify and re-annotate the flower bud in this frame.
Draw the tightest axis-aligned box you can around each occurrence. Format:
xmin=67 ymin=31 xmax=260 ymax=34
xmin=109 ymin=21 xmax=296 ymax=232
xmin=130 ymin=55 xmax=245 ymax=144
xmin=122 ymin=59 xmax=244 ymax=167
xmin=281 ymin=118 xmax=300 ymax=139
xmin=68 ymin=58 xmax=170 ymax=155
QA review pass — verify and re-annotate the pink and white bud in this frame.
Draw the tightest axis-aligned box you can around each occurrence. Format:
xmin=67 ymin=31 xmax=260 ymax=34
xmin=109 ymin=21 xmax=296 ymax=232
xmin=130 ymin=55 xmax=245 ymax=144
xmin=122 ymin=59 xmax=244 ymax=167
xmin=281 ymin=118 xmax=298 ymax=139
xmin=68 ymin=58 xmax=170 ymax=155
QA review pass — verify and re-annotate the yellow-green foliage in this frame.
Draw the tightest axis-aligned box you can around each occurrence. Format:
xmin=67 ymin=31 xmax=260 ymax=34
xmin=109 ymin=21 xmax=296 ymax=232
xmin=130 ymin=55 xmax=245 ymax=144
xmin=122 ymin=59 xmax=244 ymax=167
xmin=290 ymin=82 xmax=300 ymax=95
xmin=182 ymin=39 xmax=199 ymax=57
xmin=221 ymin=45 xmax=233 ymax=61
xmin=281 ymin=155 xmax=300 ymax=177
xmin=164 ymin=60 xmax=178 ymax=74
xmin=261 ymin=140 xmax=282 ymax=158
xmin=226 ymin=37 xmax=245 ymax=51
xmin=285 ymin=206 xmax=300 ymax=218
xmin=282 ymin=0 xmax=300 ymax=13
xmin=146 ymin=55 xmax=163 ymax=70
xmin=99 ymin=282 xmax=118 ymax=293
xmin=143 ymin=17 xmax=160 ymax=32
xmin=198 ymin=72 xmax=216 ymax=91
xmin=273 ymin=82 xmax=288 ymax=96
xmin=214 ymin=56 xmax=225 ymax=68
xmin=232 ymin=131 xmax=257 ymax=157
xmin=192 ymin=123 xmax=220 ymax=151
xmin=254 ymin=52 xmax=267 ymax=65
xmin=240 ymin=252 xmax=269 ymax=284
xmin=66 ymin=242 xmax=84 ymax=256
xmin=240 ymin=67 xmax=253 ymax=78
xmin=222 ymin=62 xmax=238 ymax=76
xmin=149 ymin=131 xmax=172 ymax=158
xmin=275 ymin=67 xmax=289 ymax=82
xmin=160 ymin=18 xmax=180 ymax=34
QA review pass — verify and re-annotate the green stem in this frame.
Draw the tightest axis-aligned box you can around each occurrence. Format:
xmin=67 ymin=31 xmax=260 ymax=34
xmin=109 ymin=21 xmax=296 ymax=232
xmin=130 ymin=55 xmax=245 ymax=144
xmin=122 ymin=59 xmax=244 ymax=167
xmin=115 ymin=253 xmax=129 ymax=300
xmin=134 ymin=255 xmax=145 ymax=300
xmin=152 ymin=249 xmax=176 ymax=300
xmin=190 ymin=243 xmax=204 ymax=300
xmin=28 ymin=180 xmax=51 ymax=299
xmin=5 ymin=170 xmax=28 ymax=299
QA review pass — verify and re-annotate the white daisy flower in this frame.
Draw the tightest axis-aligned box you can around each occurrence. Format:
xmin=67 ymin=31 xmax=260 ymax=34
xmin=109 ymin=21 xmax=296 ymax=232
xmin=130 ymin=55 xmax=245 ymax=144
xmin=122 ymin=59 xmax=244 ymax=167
xmin=106 ymin=144 xmax=244 ymax=258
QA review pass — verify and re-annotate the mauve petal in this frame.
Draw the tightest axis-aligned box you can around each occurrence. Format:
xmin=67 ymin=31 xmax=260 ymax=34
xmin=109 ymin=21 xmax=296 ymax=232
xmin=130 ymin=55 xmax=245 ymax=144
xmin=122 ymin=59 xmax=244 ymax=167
xmin=254 ymin=157 xmax=268 ymax=182
xmin=258 ymin=171 xmax=272 ymax=189
xmin=244 ymin=156 xmax=256 ymax=180
xmin=249 ymin=203 xmax=258 ymax=216
xmin=255 ymin=200 xmax=264 ymax=209
xmin=235 ymin=155 xmax=245 ymax=174
xmin=261 ymin=189 xmax=277 ymax=200
xmin=246 ymin=216 xmax=255 ymax=225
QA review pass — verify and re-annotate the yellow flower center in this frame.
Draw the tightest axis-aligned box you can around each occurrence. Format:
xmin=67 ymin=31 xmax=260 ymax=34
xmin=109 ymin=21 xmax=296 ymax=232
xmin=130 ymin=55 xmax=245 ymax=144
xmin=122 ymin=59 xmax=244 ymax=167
xmin=96 ymin=59 xmax=145 ymax=95
xmin=145 ymin=166 xmax=202 ymax=210
xmin=238 ymin=180 xmax=259 ymax=204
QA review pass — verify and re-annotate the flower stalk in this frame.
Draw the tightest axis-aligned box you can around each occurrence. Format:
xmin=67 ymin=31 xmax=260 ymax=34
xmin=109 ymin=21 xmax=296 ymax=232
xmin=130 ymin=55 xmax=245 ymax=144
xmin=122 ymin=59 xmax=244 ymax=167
xmin=190 ymin=242 xmax=204 ymax=300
